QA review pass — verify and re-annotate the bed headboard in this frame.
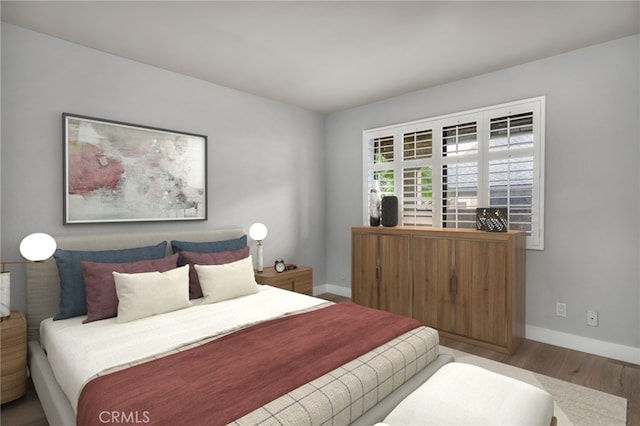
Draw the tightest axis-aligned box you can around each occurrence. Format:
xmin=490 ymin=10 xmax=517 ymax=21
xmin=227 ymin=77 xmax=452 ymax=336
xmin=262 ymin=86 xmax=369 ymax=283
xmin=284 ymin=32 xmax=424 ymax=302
xmin=26 ymin=228 xmax=246 ymax=342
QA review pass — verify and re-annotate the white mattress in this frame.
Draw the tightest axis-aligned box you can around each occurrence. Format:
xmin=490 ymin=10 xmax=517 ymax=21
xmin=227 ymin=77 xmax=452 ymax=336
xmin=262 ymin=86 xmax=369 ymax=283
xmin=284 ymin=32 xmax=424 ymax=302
xmin=40 ymin=285 xmax=327 ymax=412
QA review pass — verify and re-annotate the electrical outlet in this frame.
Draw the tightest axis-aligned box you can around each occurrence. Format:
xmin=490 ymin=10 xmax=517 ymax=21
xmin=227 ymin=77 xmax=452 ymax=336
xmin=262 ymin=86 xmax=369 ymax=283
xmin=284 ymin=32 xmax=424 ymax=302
xmin=587 ymin=310 xmax=598 ymax=327
xmin=556 ymin=302 xmax=567 ymax=317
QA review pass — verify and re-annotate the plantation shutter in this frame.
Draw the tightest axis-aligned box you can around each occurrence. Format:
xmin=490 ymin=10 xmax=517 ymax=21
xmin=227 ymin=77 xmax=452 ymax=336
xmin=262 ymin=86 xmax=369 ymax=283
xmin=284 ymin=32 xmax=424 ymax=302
xmin=440 ymin=121 xmax=478 ymax=229
xmin=363 ymin=97 xmax=545 ymax=250
xmin=486 ymin=107 xmax=543 ymax=248
xmin=366 ymin=134 xmax=395 ymax=197
xmin=402 ymin=130 xmax=434 ymax=226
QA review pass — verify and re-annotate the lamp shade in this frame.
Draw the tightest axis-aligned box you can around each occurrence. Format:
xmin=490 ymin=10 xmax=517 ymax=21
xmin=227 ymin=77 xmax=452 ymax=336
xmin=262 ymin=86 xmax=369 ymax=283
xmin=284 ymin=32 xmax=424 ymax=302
xmin=248 ymin=223 xmax=268 ymax=242
xmin=19 ymin=233 xmax=57 ymax=262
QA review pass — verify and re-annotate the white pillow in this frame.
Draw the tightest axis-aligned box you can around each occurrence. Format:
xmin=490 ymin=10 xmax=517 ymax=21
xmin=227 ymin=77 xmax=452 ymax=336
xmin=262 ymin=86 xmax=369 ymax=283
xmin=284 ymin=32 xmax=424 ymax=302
xmin=113 ymin=265 xmax=191 ymax=323
xmin=195 ymin=255 xmax=259 ymax=304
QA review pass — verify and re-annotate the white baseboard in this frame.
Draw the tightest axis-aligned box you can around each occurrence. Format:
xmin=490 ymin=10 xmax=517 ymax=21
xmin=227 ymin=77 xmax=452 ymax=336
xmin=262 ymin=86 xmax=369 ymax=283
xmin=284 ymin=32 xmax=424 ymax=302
xmin=314 ymin=284 xmax=640 ymax=365
xmin=526 ymin=325 xmax=640 ymax=365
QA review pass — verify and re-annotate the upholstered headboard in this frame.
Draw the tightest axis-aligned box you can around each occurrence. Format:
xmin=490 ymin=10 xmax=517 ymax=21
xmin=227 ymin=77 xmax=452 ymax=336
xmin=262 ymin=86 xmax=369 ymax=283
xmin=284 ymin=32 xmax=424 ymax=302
xmin=26 ymin=228 xmax=246 ymax=341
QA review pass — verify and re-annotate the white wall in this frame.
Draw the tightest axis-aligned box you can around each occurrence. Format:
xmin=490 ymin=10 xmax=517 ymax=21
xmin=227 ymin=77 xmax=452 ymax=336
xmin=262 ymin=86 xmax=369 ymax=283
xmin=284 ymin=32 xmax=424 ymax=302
xmin=0 ymin=23 xmax=326 ymax=313
xmin=325 ymin=35 xmax=640 ymax=363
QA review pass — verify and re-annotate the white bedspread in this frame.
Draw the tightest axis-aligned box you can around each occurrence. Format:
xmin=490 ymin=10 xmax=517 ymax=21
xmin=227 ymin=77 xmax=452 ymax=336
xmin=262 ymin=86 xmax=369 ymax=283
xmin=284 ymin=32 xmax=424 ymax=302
xmin=40 ymin=285 xmax=326 ymax=412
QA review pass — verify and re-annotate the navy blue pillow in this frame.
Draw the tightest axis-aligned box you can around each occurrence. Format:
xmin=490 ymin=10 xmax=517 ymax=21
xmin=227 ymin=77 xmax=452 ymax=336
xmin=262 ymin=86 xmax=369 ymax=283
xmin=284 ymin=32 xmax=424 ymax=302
xmin=171 ymin=235 xmax=247 ymax=263
xmin=53 ymin=242 xmax=168 ymax=320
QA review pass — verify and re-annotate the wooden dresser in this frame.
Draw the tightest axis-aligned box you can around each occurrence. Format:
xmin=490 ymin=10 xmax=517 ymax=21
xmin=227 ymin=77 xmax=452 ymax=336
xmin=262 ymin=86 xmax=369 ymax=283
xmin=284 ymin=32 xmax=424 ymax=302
xmin=1 ymin=311 xmax=27 ymax=404
xmin=352 ymin=226 xmax=525 ymax=354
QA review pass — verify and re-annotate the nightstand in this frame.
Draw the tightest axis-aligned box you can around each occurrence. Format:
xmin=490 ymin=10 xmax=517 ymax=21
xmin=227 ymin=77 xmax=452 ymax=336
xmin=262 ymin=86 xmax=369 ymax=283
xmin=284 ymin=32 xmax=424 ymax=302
xmin=255 ymin=265 xmax=313 ymax=296
xmin=1 ymin=311 xmax=27 ymax=404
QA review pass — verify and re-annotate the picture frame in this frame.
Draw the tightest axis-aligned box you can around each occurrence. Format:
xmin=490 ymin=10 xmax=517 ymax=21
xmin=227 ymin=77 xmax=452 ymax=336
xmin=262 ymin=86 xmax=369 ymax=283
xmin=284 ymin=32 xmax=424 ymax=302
xmin=63 ymin=113 xmax=207 ymax=224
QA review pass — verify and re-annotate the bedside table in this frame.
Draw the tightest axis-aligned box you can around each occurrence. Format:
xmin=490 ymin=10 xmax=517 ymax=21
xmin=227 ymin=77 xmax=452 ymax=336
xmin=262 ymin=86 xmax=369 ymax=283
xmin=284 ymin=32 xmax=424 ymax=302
xmin=1 ymin=311 xmax=27 ymax=404
xmin=255 ymin=265 xmax=313 ymax=296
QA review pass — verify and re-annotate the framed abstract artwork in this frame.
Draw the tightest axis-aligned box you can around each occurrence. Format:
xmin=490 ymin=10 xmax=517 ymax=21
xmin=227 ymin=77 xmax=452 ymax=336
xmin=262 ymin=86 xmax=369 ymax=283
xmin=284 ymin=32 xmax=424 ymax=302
xmin=63 ymin=113 xmax=207 ymax=224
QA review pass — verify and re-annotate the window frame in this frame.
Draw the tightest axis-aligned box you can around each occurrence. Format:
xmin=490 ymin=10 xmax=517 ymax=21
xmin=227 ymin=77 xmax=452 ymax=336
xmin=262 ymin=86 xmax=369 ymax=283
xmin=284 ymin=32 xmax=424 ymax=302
xmin=362 ymin=96 xmax=545 ymax=250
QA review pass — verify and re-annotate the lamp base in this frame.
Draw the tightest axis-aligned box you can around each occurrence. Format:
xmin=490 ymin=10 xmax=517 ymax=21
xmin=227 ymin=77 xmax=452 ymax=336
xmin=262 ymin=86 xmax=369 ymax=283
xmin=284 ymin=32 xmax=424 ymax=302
xmin=256 ymin=242 xmax=264 ymax=272
xmin=0 ymin=272 xmax=10 ymax=320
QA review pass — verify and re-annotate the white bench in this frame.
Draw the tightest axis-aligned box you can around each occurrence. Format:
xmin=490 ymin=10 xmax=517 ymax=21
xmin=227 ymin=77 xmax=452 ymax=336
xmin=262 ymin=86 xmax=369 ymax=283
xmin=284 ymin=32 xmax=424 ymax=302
xmin=379 ymin=362 xmax=555 ymax=426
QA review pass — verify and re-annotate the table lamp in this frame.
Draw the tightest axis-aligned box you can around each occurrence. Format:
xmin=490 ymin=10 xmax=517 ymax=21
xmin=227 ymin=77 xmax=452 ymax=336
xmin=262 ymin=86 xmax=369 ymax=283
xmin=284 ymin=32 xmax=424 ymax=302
xmin=1 ymin=233 xmax=56 ymax=319
xmin=248 ymin=223 xmax=268 ymax=272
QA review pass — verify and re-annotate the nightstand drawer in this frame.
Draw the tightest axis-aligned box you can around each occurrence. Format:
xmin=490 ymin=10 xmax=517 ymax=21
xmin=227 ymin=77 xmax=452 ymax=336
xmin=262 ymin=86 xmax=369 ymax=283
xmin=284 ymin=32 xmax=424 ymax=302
xmin=255 ymin=266 xmax=313 ymax=296
xmin=1 ymin=311 xmax=27 ymax=404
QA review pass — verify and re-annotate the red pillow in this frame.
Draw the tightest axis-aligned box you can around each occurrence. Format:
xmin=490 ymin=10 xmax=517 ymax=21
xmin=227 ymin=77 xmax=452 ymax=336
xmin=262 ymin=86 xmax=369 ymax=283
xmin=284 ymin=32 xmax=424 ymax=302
xmin=80 ymin=254 xmax=179 ymax=323
xmin=181 ymin=246 xmax=250 ymax=299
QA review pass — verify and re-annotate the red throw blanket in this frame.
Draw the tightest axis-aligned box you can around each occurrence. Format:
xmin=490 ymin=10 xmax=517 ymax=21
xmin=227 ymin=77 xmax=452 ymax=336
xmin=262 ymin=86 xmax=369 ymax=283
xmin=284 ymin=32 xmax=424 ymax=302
xmin=77 ymin=302 xmax=421 ymax=425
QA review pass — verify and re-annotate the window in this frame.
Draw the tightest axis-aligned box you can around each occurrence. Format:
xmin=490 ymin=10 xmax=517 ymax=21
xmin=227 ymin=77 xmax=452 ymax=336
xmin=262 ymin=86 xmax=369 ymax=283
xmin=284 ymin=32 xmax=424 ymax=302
xmin=363 ymin=97 xmax=545 ymax=250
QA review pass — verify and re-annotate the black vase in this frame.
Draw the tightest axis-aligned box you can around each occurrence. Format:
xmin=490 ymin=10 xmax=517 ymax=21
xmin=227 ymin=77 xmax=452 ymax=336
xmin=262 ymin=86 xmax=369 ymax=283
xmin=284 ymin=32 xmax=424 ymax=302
xmin=381 ymin=196 xmax=398 ymax=227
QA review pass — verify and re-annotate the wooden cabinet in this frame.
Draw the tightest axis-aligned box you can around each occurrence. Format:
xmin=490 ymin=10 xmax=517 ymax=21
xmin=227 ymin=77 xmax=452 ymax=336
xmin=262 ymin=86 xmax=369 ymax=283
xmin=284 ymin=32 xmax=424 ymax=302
xmin=255 ymin=266 xmax=313 ymax=296
xmin=352 ymin=226 xmax=525 ymax=354
xmin=412 ymin=236 xmax=452 ymax=332
xmin=352 ymin=232 xmax=378 ymax=308
xmin=414 ymin=237 xmax=511 ymax=348
xmin=352 ymin=232 xmax=412 ymax=317
xmin=1 ymin=311 xmax=27 ymax=404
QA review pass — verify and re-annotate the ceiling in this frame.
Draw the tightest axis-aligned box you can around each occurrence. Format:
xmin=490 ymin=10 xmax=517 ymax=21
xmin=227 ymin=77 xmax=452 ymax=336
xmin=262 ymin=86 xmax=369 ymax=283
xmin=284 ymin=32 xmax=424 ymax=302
xmin=2 ymin=1 xmax=639 ymax=113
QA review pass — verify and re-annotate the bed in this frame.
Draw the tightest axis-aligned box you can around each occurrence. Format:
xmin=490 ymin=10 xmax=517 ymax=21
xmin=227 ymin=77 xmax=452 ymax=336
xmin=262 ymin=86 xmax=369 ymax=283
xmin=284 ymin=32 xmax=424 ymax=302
xmin=26 ymin=228 xmax=452 ymax=425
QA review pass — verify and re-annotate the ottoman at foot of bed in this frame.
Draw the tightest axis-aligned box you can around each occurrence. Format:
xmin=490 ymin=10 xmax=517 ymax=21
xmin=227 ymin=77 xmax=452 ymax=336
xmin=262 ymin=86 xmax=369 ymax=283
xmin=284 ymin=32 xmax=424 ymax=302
xmin=381 ymin=362 xmax=555 ymax=426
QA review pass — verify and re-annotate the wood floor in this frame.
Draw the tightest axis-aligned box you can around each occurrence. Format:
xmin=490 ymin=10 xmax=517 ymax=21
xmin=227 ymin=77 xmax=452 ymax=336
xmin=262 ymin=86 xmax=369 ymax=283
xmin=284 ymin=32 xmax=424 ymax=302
xmin=2 ymin=293 xmax=639 ymax=425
